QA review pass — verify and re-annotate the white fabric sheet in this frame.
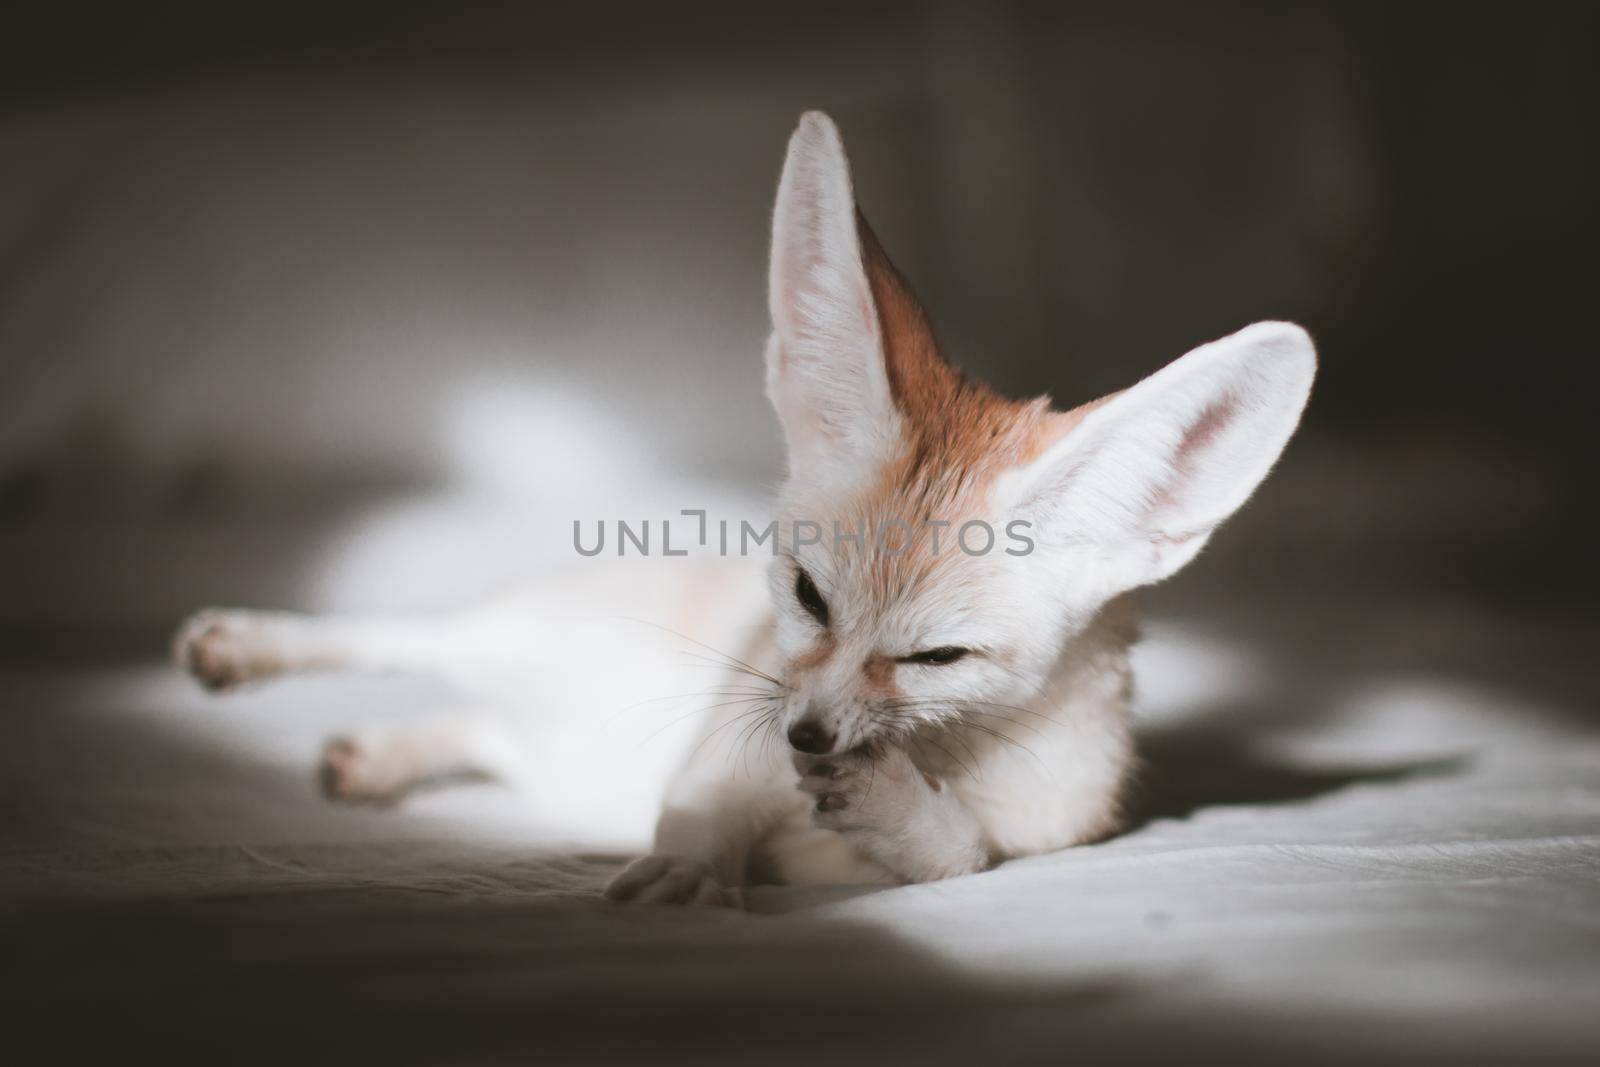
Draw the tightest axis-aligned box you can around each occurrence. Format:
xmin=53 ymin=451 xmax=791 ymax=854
xmin=4 ymin=602 xmax=1597 ymax=1064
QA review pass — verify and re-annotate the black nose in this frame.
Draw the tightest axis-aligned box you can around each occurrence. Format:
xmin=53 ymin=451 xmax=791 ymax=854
xmin=787 ymin=719 xmax=836 ymax=755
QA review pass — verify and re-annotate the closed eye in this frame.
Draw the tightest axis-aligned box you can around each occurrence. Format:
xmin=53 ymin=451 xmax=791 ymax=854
xmin=899 ymin=646 xmax=971 ymax=666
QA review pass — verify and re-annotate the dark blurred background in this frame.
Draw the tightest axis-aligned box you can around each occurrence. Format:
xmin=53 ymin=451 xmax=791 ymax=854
xmin=2 ymin=1 xmax=1595 ymax=641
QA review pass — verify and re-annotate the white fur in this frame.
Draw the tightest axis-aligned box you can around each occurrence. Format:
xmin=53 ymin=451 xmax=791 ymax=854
xmin=766 ymin=113 xmax=902 ymax=495
xmin=173 ymin=111 xmax=1314 ymax=906
xmin=1000 ymin=320 xmax=1316 ymax=598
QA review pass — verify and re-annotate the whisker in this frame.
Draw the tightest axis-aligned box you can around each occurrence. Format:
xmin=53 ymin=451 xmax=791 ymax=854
xmin=643 ymin=695 xmax=776 ymax=744
xmin=687 ymin=701 xmax=777 ymax=765
xmin=600 ymin=686 xmax=773 ymax=728
xmin=955 ymin=709 xmax=1047 ymax=738
xmin=918 ymin=733 xmax=979 ymax=783
xmin=760 ymin=711 xmax=783 ymax=767
xmin=884 ymin=713 xmax=977 ymax=781
xmin=880 ymin=702 xmax=1049 ymax=742
xmin=953 ymin=718 xmax=1051 ymax=775
xmin=937 ymin=725 xmax=984 ymax=775
xmin=729 ymin=706 xmax=775 ymax=778
xmin=677 ymin=652 xmax=791 ymax=689
xmin=609 ymin=615 xmax=786 ymax=686
xmin=875 ymin=701 xmax=1052 ymax=778
xmin=957 ymin=699 xmax=1057 ymax=725
xmin=753 ymin=708 xmax=782 ymax=778
xmin=881 ymin=697 xmax=1052 ymax=731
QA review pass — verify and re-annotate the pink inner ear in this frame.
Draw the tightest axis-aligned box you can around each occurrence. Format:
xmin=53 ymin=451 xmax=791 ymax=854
xmin=1147 ymin=394 xmax=1240 ymax=523
xmin=1177 ymin=395 xmax=1239 ymax=458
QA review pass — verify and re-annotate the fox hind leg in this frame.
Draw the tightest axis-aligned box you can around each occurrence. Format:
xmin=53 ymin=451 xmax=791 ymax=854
xmin=319 ymin=712 xmax=527 ymax=803
xmin=173 ymin=607 xmax=467 ymax=691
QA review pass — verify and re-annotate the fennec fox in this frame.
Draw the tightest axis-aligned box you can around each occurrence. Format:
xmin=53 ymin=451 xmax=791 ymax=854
xmin=175 ymin=112 xmax=1315 ymax=905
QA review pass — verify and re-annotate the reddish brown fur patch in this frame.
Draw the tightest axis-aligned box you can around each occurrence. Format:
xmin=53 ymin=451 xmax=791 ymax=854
xmin=786 ymin=215 xmax=1120 ymax=660
xmin=861 ymin=653 xmax=901 ymax=699
xmin=788 ymin=630 xmax=837 ymax=674
xmin=856 ymin=212 xmax=1113 ymax=500
xmin=858 ymin=212 xmax=1047 ymax=466
xmin=841 ymin=213 xmax=1113 ymax=606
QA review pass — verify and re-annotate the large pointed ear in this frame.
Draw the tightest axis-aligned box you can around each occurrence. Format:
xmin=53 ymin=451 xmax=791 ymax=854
xmin=766 ymin=112 xmax=902 ymax=488
xmin=1001 ymin=322 xmax=1316 ymax=594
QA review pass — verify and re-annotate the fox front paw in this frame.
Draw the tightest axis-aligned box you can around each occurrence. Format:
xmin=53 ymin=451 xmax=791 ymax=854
xmin=794 ymin=745 xmax=932 ymax=831
xmin=172 ymin=609 xmax=285 ymax=691
xmin=794 ymin=746 xmax=946 ymax=868
xmin=795 ymin=746 xmax=990 ymax=883
xmin=604 ymin=854 xmax=740 ymax=907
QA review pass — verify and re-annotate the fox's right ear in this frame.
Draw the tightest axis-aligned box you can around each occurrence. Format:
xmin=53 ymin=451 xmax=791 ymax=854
xmin=766 ymin=112 xmax=902 ymax=491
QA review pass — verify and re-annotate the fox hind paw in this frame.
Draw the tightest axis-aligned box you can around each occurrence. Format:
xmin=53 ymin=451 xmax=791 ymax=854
xmin=318 ymin=735 xmax=414 ymax=803
xmin=173 ymin=609 xmax=285 ymax=692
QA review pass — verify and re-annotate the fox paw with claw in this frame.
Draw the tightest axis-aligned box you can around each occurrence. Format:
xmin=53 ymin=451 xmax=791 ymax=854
xmin=794 ymin=746 xmax=990 ymax=883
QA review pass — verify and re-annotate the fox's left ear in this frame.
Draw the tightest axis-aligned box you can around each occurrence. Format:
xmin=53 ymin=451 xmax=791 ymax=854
xmin=1001 ymin=322 xmax=1316 ymax=594
xmin=766 ymin=112 xmax=902 ymax=489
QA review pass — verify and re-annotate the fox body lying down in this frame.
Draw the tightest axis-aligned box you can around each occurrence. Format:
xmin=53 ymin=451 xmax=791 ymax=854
xmin=175 ymin=112 xmax=1315 ymax=905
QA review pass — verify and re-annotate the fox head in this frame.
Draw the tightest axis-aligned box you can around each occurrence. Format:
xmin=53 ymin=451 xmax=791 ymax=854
xmin=764 ymin=112 xmax=1315 ymax=757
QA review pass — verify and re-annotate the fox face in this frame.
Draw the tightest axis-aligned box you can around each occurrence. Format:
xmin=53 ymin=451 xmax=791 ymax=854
xmin=763 ymin=113 xmax=1315 ymax=757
